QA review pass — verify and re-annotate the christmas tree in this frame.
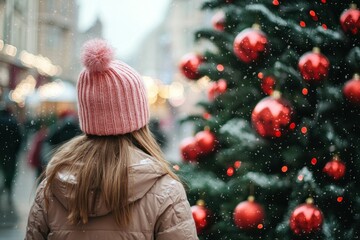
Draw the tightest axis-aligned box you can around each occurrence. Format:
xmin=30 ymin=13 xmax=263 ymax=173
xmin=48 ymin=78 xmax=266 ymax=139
xmin=177 ymin=1 xmax=360 ymax=239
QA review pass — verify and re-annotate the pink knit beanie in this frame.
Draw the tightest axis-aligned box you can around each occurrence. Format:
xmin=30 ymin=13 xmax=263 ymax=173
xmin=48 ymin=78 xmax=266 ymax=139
xmin=77 ymin=39 xmax=149 ymax=136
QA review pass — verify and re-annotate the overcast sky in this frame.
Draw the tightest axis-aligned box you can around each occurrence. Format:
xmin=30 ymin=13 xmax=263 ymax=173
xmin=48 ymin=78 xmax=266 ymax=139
xmin=77 ymin=0 xmax=171 ymax=59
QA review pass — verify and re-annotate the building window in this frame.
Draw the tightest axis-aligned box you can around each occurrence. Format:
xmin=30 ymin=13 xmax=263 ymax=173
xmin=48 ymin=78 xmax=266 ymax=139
xmin=47 ymin=0 xmax=55 ymax=12
xmin=47 ymin=26 xmax=62 ymax=50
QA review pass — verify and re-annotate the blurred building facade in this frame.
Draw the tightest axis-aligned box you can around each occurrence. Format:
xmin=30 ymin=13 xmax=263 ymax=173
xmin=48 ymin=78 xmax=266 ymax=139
xmin=0 ymin=0 xmax=101 ymax=120
xmin=130 ymin=0 xmax=212 ymax=118
xmin=0 ymin=0 xmax=39 ymax=102
xmin=37 ymin=0 xmax=79 ymax=82
xmin=132 ymin=0 xmax=210 ymax=80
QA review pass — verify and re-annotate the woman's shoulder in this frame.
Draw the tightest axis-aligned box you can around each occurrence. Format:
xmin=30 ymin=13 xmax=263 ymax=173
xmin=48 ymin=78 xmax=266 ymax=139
xmin=150 ymin=174 xmax=187 ymax=202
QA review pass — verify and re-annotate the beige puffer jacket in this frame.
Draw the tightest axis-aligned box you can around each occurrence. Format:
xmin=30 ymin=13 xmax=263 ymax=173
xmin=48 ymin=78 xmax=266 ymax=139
xmin=25 ymin=148 xmax=198 ymax=240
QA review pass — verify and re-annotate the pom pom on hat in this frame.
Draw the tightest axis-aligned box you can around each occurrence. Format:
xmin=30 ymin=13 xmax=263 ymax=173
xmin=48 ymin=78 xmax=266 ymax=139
xmin=81 ymin=39 xmax=114 ymax=72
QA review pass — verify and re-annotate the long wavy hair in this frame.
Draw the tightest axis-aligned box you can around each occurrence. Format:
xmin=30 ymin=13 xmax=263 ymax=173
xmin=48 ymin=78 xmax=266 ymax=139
xmin=43 ymin=125 xmax=180 ymax=226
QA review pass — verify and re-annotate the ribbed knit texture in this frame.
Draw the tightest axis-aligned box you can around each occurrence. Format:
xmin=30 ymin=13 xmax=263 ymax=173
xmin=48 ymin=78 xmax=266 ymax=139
xmin=77 ymin=39 xmax=149 ymax=136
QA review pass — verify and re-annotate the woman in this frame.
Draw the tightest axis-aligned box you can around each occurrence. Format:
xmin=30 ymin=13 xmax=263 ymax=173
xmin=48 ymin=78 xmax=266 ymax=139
xmin=25 ymin=39 xmax=198 ymax=240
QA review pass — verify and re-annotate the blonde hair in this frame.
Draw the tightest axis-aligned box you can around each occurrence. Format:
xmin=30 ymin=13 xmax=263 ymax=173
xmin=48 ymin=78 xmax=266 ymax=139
xmin=43 ymin=125 xmax=180 ymax=226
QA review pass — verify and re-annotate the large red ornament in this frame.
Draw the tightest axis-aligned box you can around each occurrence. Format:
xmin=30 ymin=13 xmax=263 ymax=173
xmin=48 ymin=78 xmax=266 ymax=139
xmin=208 ymin=79 xmax=227 ymax=100
xmin=233 ymin=196 xmax=265 ymax=230
xmin=323 ymin=155 xmax=346 ymax=180
xmin=290 ymin=199 xmax=323 ymax=235
xmin=179 ymin=53 xmax=203 ymax=80
xmin=233 ymin=27 xmax=268 ymax=64
xmin=180 ymin=137 xmax=201 ymax=161
xmin=261 ymin=76 xmax=276 ymax=95
xmin=191 ymin=201 xmax=211 ymax=234
xmin=343 ymin=74 xmax=360 ymax=105
xmin=251 ymin=92 xmax=293 ymax=138
xmin=212 ymin=11 xmax=225 ymax=31
xmin=340 ymin=5 xmax=360 ymax=35
xmin=195 ymin=130 xmax=217 ymax=155
xmin=298 ymin=48 xmax=330 ymax=83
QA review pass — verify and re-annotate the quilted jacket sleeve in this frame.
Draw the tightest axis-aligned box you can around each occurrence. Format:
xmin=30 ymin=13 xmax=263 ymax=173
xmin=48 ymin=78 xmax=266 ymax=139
xmin=154 ymin=179 xmax=198 ymax=240
xmin=25 ymin=182 xmax=49 ymax=240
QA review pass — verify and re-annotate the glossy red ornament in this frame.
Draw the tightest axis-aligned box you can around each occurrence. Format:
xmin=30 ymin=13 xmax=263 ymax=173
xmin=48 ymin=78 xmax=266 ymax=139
xmin=340 ymin=6 xmax=360 ymax=35
xmin=251 ymin=92 xmax=293 ymax=138
xmin=195 ymin=130 xmax=217 ymax=155
xmin=212 ymin=11 xmax=225 ymax=31
xmin=261 ymin=76 xmax=276 ymax=95
xmin=233 ymin=197 xmax=265 ymax=229
xmin=298 ymin=48 xmax=330 ymax=83
xmin=208 ymin=79 xmax=227 ymax=100
xmin=290 ymin=200 xmax=323 ymax=235
xmin=323 ymin=155 xmax=346 ymax=180
xmin=180 ymin=137 xmax=201 ymax=161
xmin=179 ymin=53 xmax=203 ymax=80
xmin=191 ymin=203 xmax=210 ymax=234
xmin=343 ymin=74 xmax=360 ymax=105
xmin=233 ymin=27 xmax=268 ymax=64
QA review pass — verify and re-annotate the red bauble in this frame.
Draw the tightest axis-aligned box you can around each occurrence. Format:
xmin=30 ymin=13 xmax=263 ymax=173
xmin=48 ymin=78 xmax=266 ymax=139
xmin=340 ymin=7 xmax=360 ymax=35
xmin=208 ymin=79 xmax=227 ymax=100
xmin=343 ymin=74 xmax=360 ymax=105
xmin=212 ymin=11 xmax=225 ymax=31
xmin=208 ymin=83 xmax=218 ymax=101
xmin=261 ymin=76 xmax=276 ymax=95
xmin=195 ymin=130 xmax=217 ymax=155
xmin=323 ymin=156 xmax=346 ymax=180
xmin=233 ymin=197 xmax=265 ymax=230
xmin=298 ymin=48 xmax=330 ymax=83
xmin=233 ymin=27 xmax=268 ymax=64
xmin=251 ymin=92 xmax=293 ymax=138
xmin=180 ymin=137 xmax=201 ymax=161
xmin=179 ymin=53 xmax=203 ymax=80
xmin=290 ymin=201 xmax=323 ymax=235
xmin=216 ymin=79 xmax=227 ymax=93
xmin=191 ymin=204 xmax=210 ymax=234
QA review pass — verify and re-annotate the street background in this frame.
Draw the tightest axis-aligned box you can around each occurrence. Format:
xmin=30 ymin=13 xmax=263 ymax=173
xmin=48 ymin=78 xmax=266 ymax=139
xmin=0 ymin=0 xmax=209 ymax=239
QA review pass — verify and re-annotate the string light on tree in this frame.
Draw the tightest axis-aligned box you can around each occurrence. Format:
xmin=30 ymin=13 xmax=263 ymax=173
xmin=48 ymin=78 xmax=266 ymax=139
xmin=233 ymin=24 xmax=268 ymax=64
xmin=234 ymin=160 xmax=242 ymax=169
xmin=298 ymin=47 xmax=330 ymax=83
xmin=227 ymin=166 xmax=234 ymax=177
xmin=309 ymin=10 xmax=318 ymax=21
xmin=289 ymin=198 xmax=323 ymax=235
